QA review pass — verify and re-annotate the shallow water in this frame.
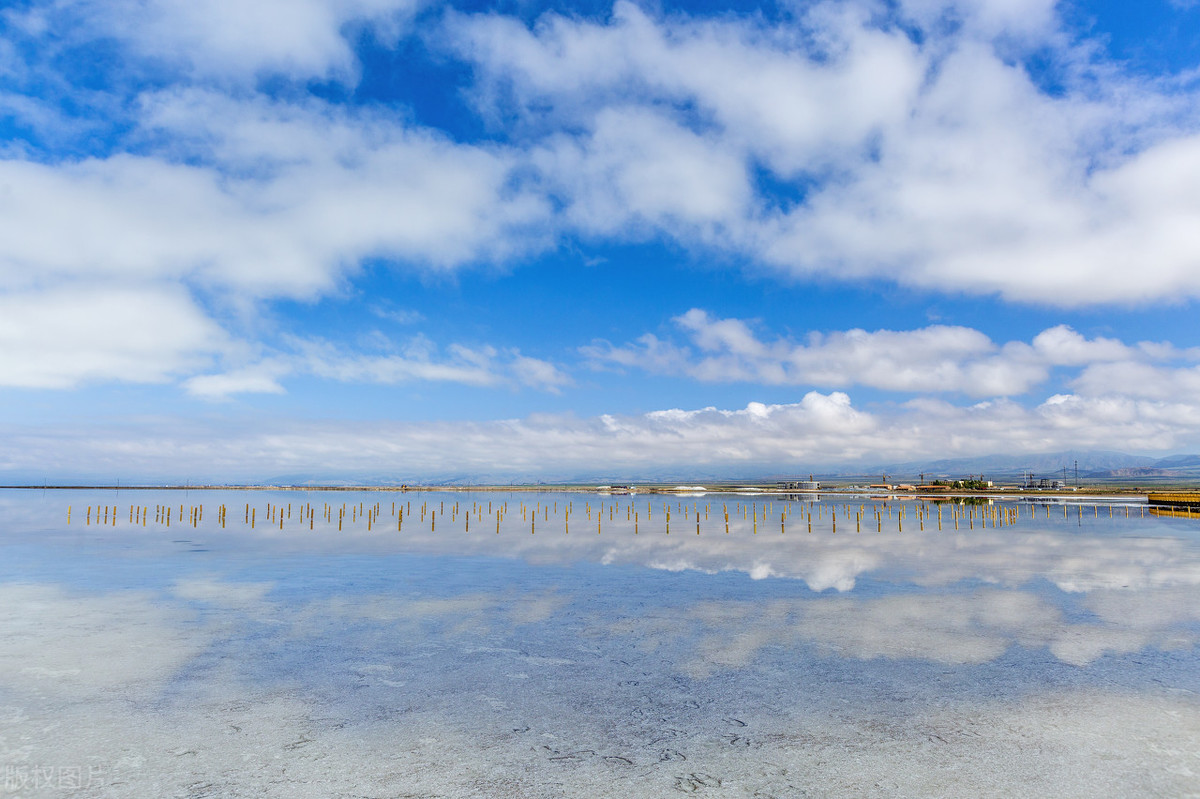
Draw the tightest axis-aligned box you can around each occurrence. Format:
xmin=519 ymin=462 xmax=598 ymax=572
xmin=1 ymin=489 xmax=1198 ymax=797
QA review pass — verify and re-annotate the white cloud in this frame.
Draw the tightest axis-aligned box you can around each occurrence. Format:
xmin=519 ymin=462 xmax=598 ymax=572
xmin=585 ymin=312 xmax=1160 ymax=398
xmin=1072 ymin=361 xmax=1200 ymax=400
xmin=0 ymin=285 xmax=229 ymax=388
xmin=298 ymin=337 xmax=502 ymax=387
xmin=452 ymin=1 xmax=925 ymax=176
xmin=183 ymin=336 xmax=571 ymax=398
xmin=8 ymin=387 xmax=1200 ymax=480
xmin=23 ymin=0 xmax=423 ymax=83
xmin=1030 ymin=325 xmax=1135 ymax=366
xmin=369 ymin=304 xmax=424 ymax=325
xmin=450 ymin=2 xmax=1200 ymax=304
xmin=0 ymin=95 xmax=548 ymax=299
xmin=762 ymin=81 xmax=1200 ymax=303
xmin=531 ymin=106 xmax=753 ymax=237
xmin=183 ymin=365 xmax=289 ymax=399
xmin=6 ymin=0 xmax=1200 ymax=315
xmin=0 ymin=88 xmax=554 ymax=391
xmin=897 ymin=0 xmax=1060 ymax=39
xmin=511 ymin=353 xmax=574 ymax=393
xmin=2 ymin=0 xmax=1200 ymax=401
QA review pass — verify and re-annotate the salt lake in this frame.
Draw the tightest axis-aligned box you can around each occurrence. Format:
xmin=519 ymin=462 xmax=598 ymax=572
xmin=1 ymin=488 xmax=1198 ymax=797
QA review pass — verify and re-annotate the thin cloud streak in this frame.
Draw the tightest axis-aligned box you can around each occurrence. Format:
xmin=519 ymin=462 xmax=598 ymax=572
xmin=183 ymin=336 xmax=572 ymax=399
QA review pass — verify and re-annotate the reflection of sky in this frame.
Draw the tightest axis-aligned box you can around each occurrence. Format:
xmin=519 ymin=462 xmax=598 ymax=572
xmin=1 ymin=489 xmax=1199 ymax=796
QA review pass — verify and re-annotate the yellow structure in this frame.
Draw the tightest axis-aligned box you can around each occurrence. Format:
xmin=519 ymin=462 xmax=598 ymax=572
xmin=1148 ymin=492 xmax=1200 ymax=508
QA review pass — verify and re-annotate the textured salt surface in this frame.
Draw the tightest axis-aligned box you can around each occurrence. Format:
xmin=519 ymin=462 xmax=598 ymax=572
xmin=0 ymin=490 xmax=1198 ymax=797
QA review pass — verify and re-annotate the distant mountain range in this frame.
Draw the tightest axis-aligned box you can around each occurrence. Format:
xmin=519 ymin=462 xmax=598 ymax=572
xmin=250 ymin=450 xmax=1200 ymax=487
xmin=840 ymin=451 xmax=1200 ymax=484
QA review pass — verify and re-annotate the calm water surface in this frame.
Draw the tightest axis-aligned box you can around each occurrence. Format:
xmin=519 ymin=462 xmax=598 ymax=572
xmin=1 ymin=489 xmax=1198 ymax=797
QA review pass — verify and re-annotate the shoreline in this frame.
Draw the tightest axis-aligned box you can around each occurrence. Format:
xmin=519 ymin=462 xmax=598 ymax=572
xmin=1 ymin=483 xmax=1193 ymax=500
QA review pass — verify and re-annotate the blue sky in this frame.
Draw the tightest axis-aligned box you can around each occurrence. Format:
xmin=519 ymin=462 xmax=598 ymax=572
xmin=2 ymin=0 xmax=1200 ymax=482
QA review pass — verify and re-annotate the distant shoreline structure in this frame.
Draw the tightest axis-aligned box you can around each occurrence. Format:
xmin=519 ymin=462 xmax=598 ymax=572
xmin=0 ymin=483 xmax=1190 ymax=499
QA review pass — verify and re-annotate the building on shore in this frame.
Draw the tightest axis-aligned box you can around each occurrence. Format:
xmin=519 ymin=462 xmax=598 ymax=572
xmin=1022 ymin=472 xmax=1066 ymax=490
xmin=777 ymin=480 xmax=820 ymax=491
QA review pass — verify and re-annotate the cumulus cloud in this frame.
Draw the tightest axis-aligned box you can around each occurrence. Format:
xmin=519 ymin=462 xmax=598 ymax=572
xmin=449 ymin=1 xmax=1200 ymax=304
xmin=530 ymin=106 xmax=753 ymax=237
xmin=759 ymin=67 xmax=1200 ymax=304
xmin=1072 ymin=361 xmax=1200 ymax=400
xmin=0 ymin=86 xmax=551 ymax=390
xmin=585 ymin=311 xmax=1163 ymax=398
xmin=16 ymin=0 xmax=424 ymax=83
xmin=0 ymin=96 xmax=548 ymax=299
xmin=0 ymin=84 xmax=565 ymax=393
xmin=0 ymin=285 xmax=229 ymax=388
xmin=5 ymin=0 xmax=1200 ymax=318
xmin=451 ymin=1 xmax=924 ymax=175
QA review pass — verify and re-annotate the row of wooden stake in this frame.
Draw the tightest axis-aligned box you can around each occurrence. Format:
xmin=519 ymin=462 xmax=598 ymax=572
xmin=64 ymin=497 xmax=1145 ymax=535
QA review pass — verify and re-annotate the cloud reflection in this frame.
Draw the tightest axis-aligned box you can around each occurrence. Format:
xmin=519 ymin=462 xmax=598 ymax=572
xmin=0 ymin=584 xmax=209 ymax=698
xmin=606 ymin=587 xmax=1200 ymax=675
